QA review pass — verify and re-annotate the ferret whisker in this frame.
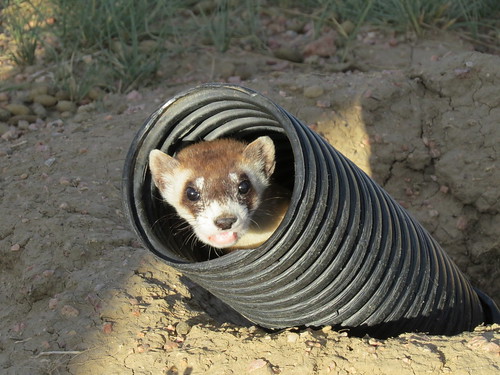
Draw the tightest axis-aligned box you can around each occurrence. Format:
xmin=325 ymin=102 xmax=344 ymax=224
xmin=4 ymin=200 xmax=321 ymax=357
xmin=249 ymin=217 xmax=262 ymax=230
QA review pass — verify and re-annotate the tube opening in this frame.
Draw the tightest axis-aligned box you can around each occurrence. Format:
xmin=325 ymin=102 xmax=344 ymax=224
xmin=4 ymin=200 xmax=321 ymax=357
xmin=133 ymin=88 xmax=297 ymax=263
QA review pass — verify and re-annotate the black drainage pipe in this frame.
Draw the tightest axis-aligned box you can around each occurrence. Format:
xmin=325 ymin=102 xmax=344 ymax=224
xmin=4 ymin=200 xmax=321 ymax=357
xmin=122 ymin=83 xmax=500 ymax=338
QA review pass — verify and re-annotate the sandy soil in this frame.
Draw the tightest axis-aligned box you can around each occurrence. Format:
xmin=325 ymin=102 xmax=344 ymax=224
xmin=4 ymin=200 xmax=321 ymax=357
xmin=1 ymin=32 xmax=499 ymax=374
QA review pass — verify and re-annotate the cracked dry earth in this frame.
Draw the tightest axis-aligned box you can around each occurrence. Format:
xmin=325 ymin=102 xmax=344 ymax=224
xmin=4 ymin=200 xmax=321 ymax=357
xmin=1 ymin=45 xmax=500 ymax=374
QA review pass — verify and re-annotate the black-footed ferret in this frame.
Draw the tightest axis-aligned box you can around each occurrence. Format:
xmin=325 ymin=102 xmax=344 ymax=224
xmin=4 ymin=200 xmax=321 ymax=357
xmin=149 ymin=136 xmax=290 ymax=252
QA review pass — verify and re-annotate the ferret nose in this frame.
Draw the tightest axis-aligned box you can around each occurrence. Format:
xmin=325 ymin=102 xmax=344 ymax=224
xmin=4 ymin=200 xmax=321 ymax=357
xmin=214 ymin=216 xmax=237 ymax=230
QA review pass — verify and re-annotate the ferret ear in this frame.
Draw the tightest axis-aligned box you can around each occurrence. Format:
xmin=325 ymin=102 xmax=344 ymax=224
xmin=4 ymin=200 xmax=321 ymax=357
xmin=243 ymin=136 xmax=276 ymax=178
xmin=148 ymin=149 xmax=180 ymax=191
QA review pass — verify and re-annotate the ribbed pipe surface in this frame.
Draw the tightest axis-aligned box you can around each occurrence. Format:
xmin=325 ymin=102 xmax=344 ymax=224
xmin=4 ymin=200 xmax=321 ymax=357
xmin=123 ymin=83 xmax=499 ymax=337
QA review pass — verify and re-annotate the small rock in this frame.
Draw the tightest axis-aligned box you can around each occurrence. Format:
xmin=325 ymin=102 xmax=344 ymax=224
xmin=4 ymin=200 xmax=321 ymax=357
xmin=0 ymin=108 xmax=11 ymax=122
xmin=72 ymin=113 xmax=88 ymax=123
xmin=60 ymin=111 xmax=74 ymax=119
xmin=0 ymin=92 xmax=9 ymax=101
xmin=5 ymin=103 xmax=32 ymax=116
xmin=8 ymin=114 xmax=38 ymax=125
xmin=56 ymin=100 xmax=77 ymax=113
xmin=163 ymin=340 xmax=179 ymax=351
xmin=77 ymin=102 xmax=96 ymax=113
xmin=44 ymin=157 xmax=57 ymax=167
xmin=0 ymin=122 xmax=10 ymax=135
xmin=176 ymin=321 xmax=191 ymax=335
xmin=48 ymin=298 xmax=59 ymax=310
xmin=136 ymin=343 xmax=150 ymax=353
xmin=102 ymin=322 xmax=113 ymax=334
xmin=31 ymin=102 xmax=48 ymax=118
xmin=17 ymin=120 xmax=29 ymax=130
xmin=60 ymin=305 xmax=80 ymax=318
xmin=368 ymin=338 xmax=384 ymax=346
xmin=428 ymin=209 xmax=439 ymax=218
xmin=29 ymin=84 xmax=49 ymax=98
xmin=42 ymin=269 xmax=55 ymax=277
xmin=59 ymin=177 xmax=72 ymax=186
xmin=248 ymin=359 xmax=268 ymax=372
xmin=10 ymin=243 xmax=21 ymax=251
xmin=287 ymin=332 xmax=299 ymax=343
xmin=55 ymin=90 xmax=71 ymax=101
xmin=303 ymin=85 xmax=324 ymax=98
xmin=456 ymin=216 xmax=468 ymax=231
xmin=47 ymin=119 xmax=64 ymax=128
xmin=340 ymin=20 xmax=355 ymax=35
xmin=303 ymin=30 xmax=337 ymax=57
xmin=273 ymin=47 xmax=304 ymax=63
xmin=33 ymin=94 xmax=57 ymax=107
xmin=87 ymin=87 xmax=104 ymax=101
xmin=316 ymin=99 xmax=331 ymax=108
xmin=1 ymin=128 xmax=21 ymax=141
xmin=59 ymin=202 xmax=69 ymax=210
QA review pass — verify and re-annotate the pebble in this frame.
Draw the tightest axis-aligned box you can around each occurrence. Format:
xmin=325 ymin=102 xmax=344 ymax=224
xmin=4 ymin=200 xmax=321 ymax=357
xmin=60 ymin=111 xmax=74 ymax=119
xmin=55 ymin=90 xmax=71 ymax=101
xmin=42 ymin=269 xmax=54 ymax=277
xmin=77 ymin=102 xmax=96 ymax=113
xmin=340 ymin=20 xmax=355 ymax=35
xmin=87 ymin=87 xmax=103 ymax=101
xmin=0 ymin=108 xmax=10 ymax=122
xmin=1 ymin=128 xmax=21 ymax=140
xmin=10 ymin=243 xmax=21 ymax=251
xmin=59 ymin=176 xmax=72 ymax=186
xmin=102 ymin=322 xmax=113 ymax=334
xmin=48 ymin=298 xmax=58 ymax=310
xmin=33 ymin=94 xmax=57 ymax=107
xmin=273 ymin=47 xmax=304 ymax=63
xmin=56 ymin=100 xmax=77 ymax=113
xmin=5 ymin=103 xmax=32 ymax=116
xmin=316 ymin=99 xmax=331 ymax=108
xmin=29 ymin=84 xmax=49 ymax=97
xmin=8 ymin=115 xmax=38 ymax=125
xmin=44 ymin=157 xmax=57 ymax=167
xmin=17 ymin=120 xmax=29 ymax=130
xmin=456 ymin=216 xmax=468 ymax=231
xmin=287 ymin=332 xmax=299 ymax=343
xmin=0 ymin=122 xmax=9 ymax=135
xmin=176 ymin=321 xmax=191 ymax=335
xmin=303 ymin=85 xmax=324 ymax=98
xmin=163 ymin=340 xmax=179 ymax=351
xmin=60 ymin=304 xmax=80 ymax=318
xmin=248 ymin=358 xmax=268 ymax=372
xmin=428 ymin=209 xmax=439 ymax=218
xmin=31 ymin=102 xmax=48 ymax=118
xmin=303 ymin=30 xmax=337 ymax=57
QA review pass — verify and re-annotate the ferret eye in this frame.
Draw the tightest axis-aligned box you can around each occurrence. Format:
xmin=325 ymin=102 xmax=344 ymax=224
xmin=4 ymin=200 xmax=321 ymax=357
xmin=238 ymin=180 xmax=251 ymax=195
xmin=186 ymin=187 xmax=200 ymax=201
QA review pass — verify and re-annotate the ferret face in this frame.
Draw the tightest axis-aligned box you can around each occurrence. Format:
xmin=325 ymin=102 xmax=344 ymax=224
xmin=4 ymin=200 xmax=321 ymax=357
xmin=149 ymin=137 xmax=276 ymax=249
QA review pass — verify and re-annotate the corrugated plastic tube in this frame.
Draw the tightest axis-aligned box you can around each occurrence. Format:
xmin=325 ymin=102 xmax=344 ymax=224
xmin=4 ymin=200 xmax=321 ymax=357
xmin=122 ymin=83 xmax=500 ymax=337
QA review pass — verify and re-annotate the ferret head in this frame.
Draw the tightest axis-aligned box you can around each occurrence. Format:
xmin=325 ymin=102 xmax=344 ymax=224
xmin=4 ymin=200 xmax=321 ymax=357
xmin=149 ymin=136 xmax=276 ymax=249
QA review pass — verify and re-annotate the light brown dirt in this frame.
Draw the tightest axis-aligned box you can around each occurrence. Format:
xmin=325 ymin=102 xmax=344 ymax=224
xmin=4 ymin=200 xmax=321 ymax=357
xmin=1 ymin=34 xmax=499 ymax=374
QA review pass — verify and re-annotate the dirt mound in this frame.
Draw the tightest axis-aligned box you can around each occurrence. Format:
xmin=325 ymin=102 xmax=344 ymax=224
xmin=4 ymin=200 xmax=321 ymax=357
xmin=1 ymin=46 xmax=499 ymax=374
